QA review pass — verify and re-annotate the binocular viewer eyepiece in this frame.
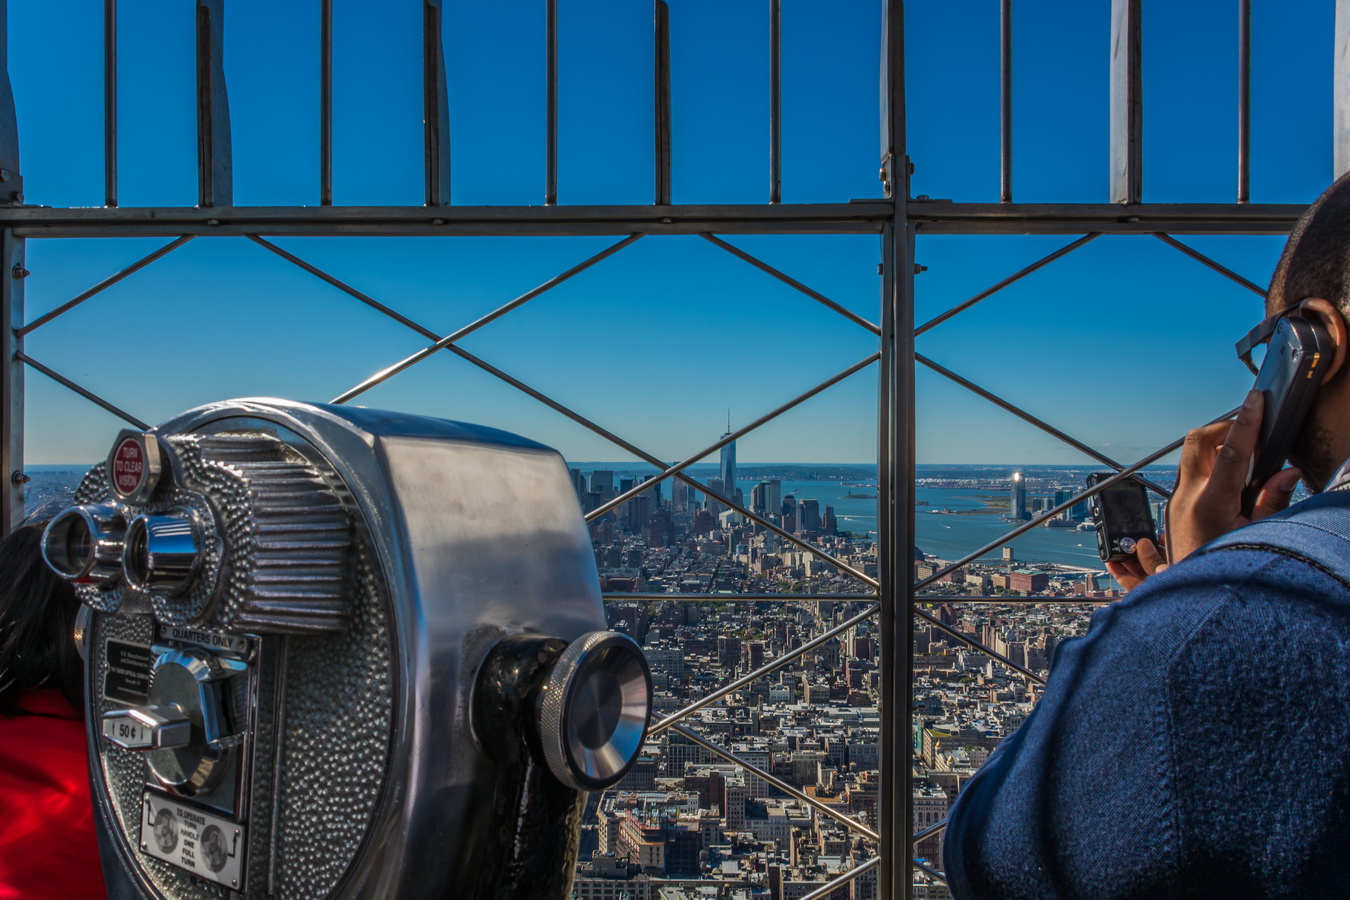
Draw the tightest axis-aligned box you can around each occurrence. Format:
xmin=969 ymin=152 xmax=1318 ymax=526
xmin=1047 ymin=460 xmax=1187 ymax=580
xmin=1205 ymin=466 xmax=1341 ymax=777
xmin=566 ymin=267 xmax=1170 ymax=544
xmin=44 ymin=505 xmax=203 ymax=596
xmin=40 ymin=399 xmax=652 ymax=899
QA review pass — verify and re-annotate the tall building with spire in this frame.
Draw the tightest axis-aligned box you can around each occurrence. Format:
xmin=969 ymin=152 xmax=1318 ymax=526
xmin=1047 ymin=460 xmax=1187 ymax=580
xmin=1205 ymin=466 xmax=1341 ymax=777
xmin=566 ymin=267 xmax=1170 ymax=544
xmin=1010 ymin=472 xmax=1027 ymax=521
xmin=719 ymin=410 xmax=736 ymax=505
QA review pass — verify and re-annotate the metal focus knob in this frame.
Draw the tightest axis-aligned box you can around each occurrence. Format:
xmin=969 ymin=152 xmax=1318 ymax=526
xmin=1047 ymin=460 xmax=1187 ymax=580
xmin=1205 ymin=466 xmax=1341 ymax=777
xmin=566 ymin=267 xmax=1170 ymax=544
xmin=536 ymin=630 xmax=651 ymax=792
xmin=102 ymin=704 xmax=192 ymax=751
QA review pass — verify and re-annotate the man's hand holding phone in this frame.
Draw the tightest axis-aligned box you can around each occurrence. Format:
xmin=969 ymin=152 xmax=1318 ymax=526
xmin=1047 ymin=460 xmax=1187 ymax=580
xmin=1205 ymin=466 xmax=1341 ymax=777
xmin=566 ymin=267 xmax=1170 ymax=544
xmin=1167 ymin=389 xmax=1302 ymax=564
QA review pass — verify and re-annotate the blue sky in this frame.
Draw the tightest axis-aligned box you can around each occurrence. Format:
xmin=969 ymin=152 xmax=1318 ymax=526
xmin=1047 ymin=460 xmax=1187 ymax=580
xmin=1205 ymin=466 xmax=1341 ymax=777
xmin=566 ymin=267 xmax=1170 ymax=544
xmin=9 ymin=1 xmax=1334 ymax=467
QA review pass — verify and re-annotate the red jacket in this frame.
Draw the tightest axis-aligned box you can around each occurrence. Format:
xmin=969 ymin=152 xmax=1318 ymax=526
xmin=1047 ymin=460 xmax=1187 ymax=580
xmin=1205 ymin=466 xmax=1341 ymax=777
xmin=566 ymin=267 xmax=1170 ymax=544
xmin=0 ymin=690 xmax=104 ymax=898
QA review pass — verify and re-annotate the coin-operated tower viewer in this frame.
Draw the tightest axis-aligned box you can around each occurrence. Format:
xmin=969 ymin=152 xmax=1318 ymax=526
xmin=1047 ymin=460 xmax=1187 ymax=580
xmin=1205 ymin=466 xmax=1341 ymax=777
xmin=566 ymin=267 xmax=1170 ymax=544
xmin=41 ymin=398 xmax=652 ymax=899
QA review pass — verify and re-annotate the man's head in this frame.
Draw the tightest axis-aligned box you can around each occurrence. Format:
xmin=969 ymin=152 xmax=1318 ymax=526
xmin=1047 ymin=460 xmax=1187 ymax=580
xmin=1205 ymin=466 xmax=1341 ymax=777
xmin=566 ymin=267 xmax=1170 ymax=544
xmin=1266 ymin=173 xmax=1350 ymax=489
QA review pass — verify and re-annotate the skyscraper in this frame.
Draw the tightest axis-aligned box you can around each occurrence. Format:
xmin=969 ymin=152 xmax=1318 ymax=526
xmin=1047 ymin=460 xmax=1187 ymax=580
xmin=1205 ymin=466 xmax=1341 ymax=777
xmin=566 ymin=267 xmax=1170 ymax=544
xmin=1010 ymin=472 xmax=1027 ymax=520
xmin=719 ymin=411 xmax=736 ymax=506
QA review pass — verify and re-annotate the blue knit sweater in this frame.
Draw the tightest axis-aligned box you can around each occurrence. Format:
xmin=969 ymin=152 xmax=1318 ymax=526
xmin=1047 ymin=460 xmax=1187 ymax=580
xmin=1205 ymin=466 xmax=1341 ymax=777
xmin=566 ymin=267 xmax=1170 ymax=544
xmin=942 ymin=542 xmax=1350 ymax=898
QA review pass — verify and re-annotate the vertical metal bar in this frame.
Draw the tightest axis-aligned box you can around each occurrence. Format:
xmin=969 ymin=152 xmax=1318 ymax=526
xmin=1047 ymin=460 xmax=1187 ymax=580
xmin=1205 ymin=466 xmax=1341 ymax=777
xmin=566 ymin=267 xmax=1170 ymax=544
xmin=104 ymin=0 xmax=118 ymax=208
xmin=880 ymin=3 xmax=913 ymax=896
xmin=769 ymin=0 xmax=782 ymax=204
xmin=423 ymin=0 xmax=451 ymax=207
xmin=999 ymin=0 xmax=1012 ymax=203
xmin=545 ymin=0 xmax=558 ymax=205
xmin=0 ymin=0 xmax=22 ymax=206
xmin=1337 ymin=0 xmax=1350 ymax=178
xmin=320 ymin=0 xmax=332 ymax=206
xmin=1109 ymin=0 xmax=1142 ymax=204
xmin=195 ymin=0 xmax=233 ymax=207
xmin=1237 ymin=0 xmax=1250 ymax=202
xmin=2 ymin=230 xmax=23 ymax=533
xmin=654 ymin=0 xmax=672 ymax=206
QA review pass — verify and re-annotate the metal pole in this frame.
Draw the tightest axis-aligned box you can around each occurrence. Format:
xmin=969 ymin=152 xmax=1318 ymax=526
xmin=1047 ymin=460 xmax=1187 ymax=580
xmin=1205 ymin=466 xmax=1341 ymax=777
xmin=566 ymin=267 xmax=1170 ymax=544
xmin=424 ymin=0 xmax=451 ymax=206
xmin=880 ymin=1 xmax=913 ymax=896
xmin=104 ymin=0 xmax=118 ymax=208
xmin=2 ymin=229 xmax=22 ymax=533
xmin=1109 ymin=0 xmax=1142 ymax=204
xmin=1000 ymin=0 xmax=1012 ymax=203
xmin=1337 ymin=0 xmax=1350 ymax=178
xmin=195 ymin=0 xmax=232 ymax=208
xmin=0 ymin=0 xmax=22 ymax=206
xmin=769 ymin=0 xmax=782 ymax=204
xmin=545 ymin=0 xmax=558 ymax=205
xmin=1237 ymin=0 xmax=1251 ymax=202
xmin=655 ymin=0 xmax=672 ymax=206
xmin=320 ymin=0 xmax=332 ymax=206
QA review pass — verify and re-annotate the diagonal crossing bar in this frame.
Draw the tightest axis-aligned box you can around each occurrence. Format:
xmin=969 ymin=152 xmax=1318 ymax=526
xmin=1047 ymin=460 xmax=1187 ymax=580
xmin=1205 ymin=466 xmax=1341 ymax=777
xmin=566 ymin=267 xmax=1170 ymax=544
xmin=915 ymin=233 xmax=1099 ymax=336
xmin=19 ymin=235 xmax=194 ymax=336
xmin=914 ymin=405 xmax=1240 ymax=593
xmin=700 ymin=233 xmax=881 ymax=334
xmin=669 ymin=722 xmax=881 ymax=840
xmin=18 ymin=352 xmax=149 ymax=429
xmin=1153 ymin=233 xmax=1265 ymax=296
xmin=649 ymin=602 xmax=879 ymax=736
xmin=587 ymin=351 xmax=879 ymax=521
xmin=917 ymin=352 xmax=1171 ymax=497
xmin=332 ymin=233 xmax=644 ymax=403
xmin=914 ymin=860 xmax=948 ymax=886
xmin=800 ymin=857 xmax=881 ymax=900
xmin=915 ymin=607 xmax=1045 ymax=684
xmin=913 ymin=818 xmax=947 ymax=844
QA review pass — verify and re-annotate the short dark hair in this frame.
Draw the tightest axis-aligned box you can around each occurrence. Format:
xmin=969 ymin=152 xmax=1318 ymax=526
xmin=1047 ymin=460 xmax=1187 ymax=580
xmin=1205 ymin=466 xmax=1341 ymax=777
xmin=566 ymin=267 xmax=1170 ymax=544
xmin=0 ymin=520 xmax=83 ymax=712
xmin=1269 ymin=172 xmax=1350 ymax=313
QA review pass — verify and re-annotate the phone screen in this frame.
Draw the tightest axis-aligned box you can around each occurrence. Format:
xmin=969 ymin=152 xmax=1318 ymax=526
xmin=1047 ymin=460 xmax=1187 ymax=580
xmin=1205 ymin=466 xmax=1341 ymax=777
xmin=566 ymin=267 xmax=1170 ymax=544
xmin=1100 ymin=480 xmax=1152 ymax=535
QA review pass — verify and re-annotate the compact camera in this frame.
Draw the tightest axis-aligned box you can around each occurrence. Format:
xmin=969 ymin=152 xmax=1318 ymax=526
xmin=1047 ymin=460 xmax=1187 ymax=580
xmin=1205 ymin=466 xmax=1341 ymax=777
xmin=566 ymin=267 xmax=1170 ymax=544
xmin=41 ymin=398 xmax=651 ymax=899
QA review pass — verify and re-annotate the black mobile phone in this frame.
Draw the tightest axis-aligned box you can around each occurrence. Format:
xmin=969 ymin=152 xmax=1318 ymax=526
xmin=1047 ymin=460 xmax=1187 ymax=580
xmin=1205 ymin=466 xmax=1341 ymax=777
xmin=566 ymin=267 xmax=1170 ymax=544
xmin=1240 ymin=316 xmax=1331 ymax=517
xmin=1087 ymin=473 xmax=1156 ymax=563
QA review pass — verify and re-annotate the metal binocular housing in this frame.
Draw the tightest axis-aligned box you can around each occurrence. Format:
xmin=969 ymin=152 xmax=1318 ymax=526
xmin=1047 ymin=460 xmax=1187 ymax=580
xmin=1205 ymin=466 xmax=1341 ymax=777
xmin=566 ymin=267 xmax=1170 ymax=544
xmin=40 ymin=398 xmax=652 ymax=900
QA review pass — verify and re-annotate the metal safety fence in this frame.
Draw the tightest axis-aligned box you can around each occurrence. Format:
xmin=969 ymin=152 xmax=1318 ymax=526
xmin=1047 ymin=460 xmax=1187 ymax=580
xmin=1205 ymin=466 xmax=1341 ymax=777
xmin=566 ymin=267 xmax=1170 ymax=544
xmin=0 ymin=1 xmax=1337 ymax=898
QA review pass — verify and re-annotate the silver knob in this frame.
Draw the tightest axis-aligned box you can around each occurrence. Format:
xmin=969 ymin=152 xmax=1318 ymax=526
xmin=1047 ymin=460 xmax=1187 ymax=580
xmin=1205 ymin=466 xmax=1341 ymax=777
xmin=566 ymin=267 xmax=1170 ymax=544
xmin=102 ymin=704 xmax=191 ymax=751
xmin=536 ymin=630 xmax=652 ymax=792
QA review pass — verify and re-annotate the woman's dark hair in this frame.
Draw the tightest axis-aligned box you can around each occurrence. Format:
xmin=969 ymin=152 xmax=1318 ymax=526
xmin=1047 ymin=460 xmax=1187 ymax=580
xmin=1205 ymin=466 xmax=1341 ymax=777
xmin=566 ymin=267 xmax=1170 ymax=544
xmin=0 ymin=520 xmax=84 ymax=711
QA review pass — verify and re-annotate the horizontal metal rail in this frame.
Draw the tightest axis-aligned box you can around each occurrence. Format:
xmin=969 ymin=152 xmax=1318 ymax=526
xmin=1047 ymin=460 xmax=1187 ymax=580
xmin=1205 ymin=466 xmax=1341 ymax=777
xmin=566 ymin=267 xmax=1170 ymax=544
xmin=602 ymin=592 xmax=878 ymax=601
xmin=799 ymin=856 xmax=880 ymax=900
xmin=0 ymin=203 xmax=896 ymax=238
xmin=669 ymin=722 xmax=880 ymax=841
xmin=916 ymin=594 xmax=1106 ymax=604
xmin=0 ymin=201 xmax=1310 ymax=238
xmin=648 ymin=603 xmax=880 ymax=737
xmin=907 ymin=201 xmax=1305 ymax=235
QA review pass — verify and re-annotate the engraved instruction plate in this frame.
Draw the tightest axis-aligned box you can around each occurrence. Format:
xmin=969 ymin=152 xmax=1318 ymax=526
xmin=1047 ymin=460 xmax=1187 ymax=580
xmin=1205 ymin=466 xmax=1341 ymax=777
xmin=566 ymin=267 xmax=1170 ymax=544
xmin=141 ymin=792 xmax=245 ymax=889
xmin=103 ymin=639 xmax=153 ymax=705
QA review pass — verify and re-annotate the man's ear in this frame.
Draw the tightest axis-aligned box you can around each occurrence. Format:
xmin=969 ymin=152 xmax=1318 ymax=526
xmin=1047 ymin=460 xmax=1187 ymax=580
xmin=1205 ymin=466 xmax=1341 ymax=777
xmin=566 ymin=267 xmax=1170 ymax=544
xmin=1297 ymin=297 xmax=1349 ymax=385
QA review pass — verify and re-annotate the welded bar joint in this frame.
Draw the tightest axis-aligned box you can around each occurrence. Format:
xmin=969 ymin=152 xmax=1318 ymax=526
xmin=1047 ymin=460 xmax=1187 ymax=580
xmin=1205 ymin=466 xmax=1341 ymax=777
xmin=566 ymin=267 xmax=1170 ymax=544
xmin=2 ymin=231 xmax=22 ymax=533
